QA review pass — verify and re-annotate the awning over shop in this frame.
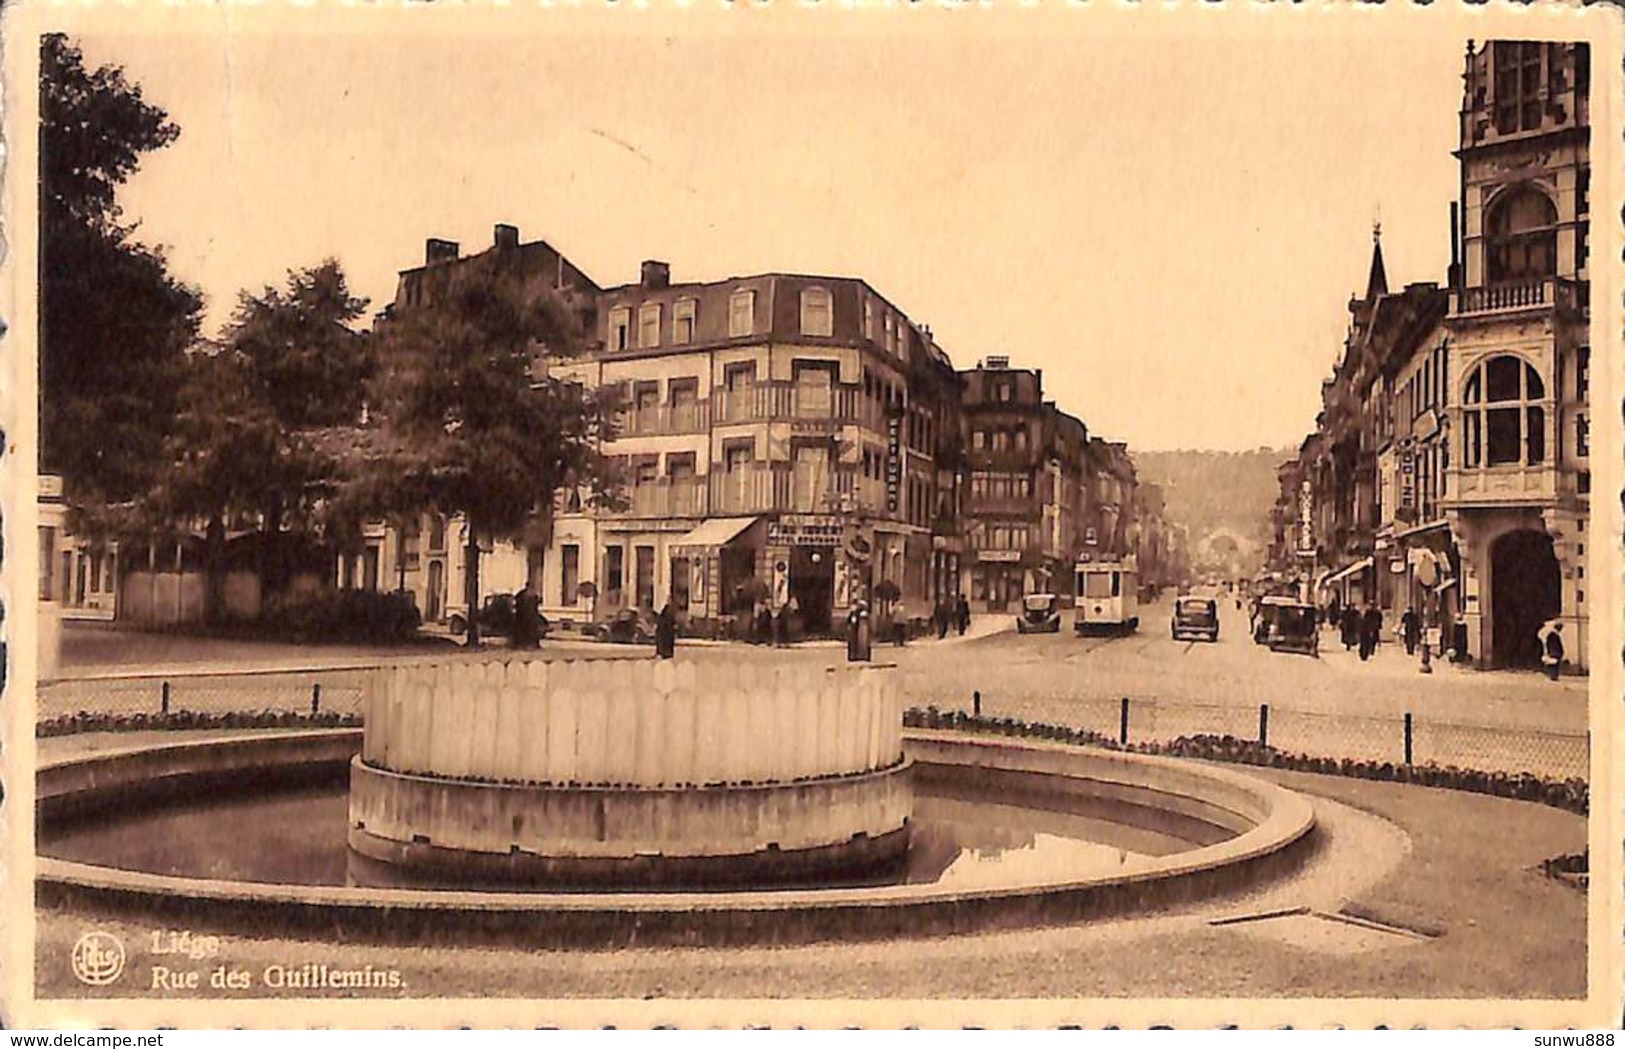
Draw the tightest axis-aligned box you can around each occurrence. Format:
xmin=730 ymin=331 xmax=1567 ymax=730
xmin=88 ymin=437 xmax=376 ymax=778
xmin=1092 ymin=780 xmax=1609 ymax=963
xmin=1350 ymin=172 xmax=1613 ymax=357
xmin=1320 ymin=556 xmax=1374 ymax=588
xmin=1394 ymin=519 xmax=1451 ymax=543
xmin=672 ymin=517 xmax=758 ymax=553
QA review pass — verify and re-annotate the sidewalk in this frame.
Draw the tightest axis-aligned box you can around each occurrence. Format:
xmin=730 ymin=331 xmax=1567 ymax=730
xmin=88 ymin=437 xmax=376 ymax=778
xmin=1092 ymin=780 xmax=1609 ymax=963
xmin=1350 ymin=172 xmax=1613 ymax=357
xmin=1315 ymin=626 xmax=1587 ymax=696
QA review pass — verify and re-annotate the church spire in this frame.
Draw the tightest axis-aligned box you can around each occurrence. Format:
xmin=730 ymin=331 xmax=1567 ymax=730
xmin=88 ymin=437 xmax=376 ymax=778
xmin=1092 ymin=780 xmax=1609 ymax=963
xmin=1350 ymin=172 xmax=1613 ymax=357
xmin=1365 ymin=221 xmax=1389 ymax=302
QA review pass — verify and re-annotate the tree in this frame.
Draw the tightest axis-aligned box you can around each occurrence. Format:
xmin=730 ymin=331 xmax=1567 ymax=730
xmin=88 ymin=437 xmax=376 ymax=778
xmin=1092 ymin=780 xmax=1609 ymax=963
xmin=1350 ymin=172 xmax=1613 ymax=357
xmin=155 ymin=262 xmax=371 ymax=619
xmin=40 ymin=34 xmax=202 ymax=524
xmin=358 ymin=263 xmax=612 ymax=645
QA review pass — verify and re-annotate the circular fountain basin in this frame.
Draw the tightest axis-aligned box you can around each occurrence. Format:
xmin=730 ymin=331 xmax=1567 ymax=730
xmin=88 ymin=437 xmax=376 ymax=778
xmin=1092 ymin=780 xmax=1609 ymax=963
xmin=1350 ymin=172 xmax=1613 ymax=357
xmin=37 ymin=729 xmax=1315 ymax=947
xmin=349 ymin=658 xmax=913 ymax=885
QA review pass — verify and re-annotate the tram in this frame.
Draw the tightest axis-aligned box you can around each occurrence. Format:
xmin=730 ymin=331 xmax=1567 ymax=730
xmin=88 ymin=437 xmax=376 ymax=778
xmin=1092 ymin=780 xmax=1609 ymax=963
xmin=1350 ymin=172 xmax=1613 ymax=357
xmin=1074 ymin=556 xmax=1139 ymax=634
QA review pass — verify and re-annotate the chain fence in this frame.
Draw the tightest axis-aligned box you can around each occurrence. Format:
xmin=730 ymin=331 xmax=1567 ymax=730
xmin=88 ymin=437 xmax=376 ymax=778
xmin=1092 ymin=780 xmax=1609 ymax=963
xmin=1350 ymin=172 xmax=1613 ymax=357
xmin=952 ymin=690 xmax=1588 ymax=781
xmin=37 ymin=665 xmax=1589 ymax=782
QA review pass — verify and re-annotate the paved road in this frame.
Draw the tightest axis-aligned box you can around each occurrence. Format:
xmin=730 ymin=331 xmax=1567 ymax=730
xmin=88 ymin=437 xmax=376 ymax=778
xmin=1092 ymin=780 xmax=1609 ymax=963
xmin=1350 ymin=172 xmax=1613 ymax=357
xmin=41 ymin=599 xmax=1589 ymax=777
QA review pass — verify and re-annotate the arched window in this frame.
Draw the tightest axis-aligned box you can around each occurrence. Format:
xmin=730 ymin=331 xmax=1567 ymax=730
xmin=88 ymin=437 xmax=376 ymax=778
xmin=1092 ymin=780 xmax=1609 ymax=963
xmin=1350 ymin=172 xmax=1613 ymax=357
xmin=1485 ymin=188 xmax=1557 ymax=284
xmin=800 ymin=287 xmax=833 ymax=337
xmin=1463 ymin=355 xmax=1546 ymax=467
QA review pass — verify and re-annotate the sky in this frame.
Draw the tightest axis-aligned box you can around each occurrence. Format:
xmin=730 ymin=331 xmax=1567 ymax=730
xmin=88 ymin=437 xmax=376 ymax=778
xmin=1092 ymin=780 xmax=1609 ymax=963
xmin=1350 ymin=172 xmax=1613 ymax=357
xmin=74 ymin=9 xmax=1470 ymax=453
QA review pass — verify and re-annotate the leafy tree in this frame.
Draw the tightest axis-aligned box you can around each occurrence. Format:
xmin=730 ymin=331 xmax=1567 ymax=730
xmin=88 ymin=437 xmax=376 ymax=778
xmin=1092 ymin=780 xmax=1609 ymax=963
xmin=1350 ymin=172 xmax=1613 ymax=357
xmin=357 ymin=263 xmax=613 ymax=645
xmin=40 ymin=34 xmax=202 ymax=524
xmin=157 ymin=262 xmax=371 ymax=618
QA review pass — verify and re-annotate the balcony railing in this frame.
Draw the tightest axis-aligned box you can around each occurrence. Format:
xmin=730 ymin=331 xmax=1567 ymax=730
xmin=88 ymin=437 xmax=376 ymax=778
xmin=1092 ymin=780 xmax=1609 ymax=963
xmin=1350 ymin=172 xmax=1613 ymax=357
xmin=713 ymin=384 xmax=862 ymax=425
xmin=710 ymin=465 xmax=789 ymax=514
xmin=623 ymin=401 xmax=710 ymax=436
xmin=616 ymin=480 xmax=709 ymax=518
xmin=1452 ymin=277 xmax=1580 ymax=317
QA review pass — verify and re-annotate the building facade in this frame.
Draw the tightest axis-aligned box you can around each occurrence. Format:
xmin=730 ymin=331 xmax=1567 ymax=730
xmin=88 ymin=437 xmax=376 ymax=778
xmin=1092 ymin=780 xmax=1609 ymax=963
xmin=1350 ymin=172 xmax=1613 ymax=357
xmin=1269 ymin=40 xmax=1590 ymax=671
xmin=350 ymin=227 xmax=1172 ymax=636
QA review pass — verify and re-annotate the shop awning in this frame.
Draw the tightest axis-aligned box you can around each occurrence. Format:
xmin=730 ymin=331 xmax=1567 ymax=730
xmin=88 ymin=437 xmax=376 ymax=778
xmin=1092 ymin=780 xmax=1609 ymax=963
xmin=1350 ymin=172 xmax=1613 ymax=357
xmin=1394 ymin=519 xmax=1451 ymax=542
xmin=1320 ymin=556 xmax=1374 ymax=588
xmin=673 ymin=517 xmax=758 ymax=550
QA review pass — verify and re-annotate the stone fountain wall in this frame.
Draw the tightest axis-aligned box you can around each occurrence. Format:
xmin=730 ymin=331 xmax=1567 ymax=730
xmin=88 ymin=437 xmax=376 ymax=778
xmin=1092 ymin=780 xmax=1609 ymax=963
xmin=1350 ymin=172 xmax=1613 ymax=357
xmin=348 ymin=658 xmax=913 ymax=884
xmin=360 ymin=658 xmax=905 ymax=786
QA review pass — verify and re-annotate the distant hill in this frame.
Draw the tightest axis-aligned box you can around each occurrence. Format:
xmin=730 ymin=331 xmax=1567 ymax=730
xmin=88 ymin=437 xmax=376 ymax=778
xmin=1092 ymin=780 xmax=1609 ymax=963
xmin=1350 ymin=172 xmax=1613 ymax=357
xmin=1133 ymin=448 xmax=1294 ymax=572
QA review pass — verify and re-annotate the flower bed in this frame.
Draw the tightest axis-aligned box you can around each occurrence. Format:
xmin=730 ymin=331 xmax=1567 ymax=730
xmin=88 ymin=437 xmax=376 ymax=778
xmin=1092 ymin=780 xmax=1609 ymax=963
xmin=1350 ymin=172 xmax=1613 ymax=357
xmin=38 ymin=709 xmax=364 ymax=738
xmin=905 ymin=706 xmax=1588 ymax=816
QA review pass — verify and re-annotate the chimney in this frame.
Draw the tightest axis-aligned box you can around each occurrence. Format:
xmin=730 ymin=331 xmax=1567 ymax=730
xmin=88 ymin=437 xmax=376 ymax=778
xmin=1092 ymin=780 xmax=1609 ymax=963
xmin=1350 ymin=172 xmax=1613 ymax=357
xmin=494 ymin=223 xmax=520 ymax=251
xmin=641 ymin=260 xmax=671 ymax=290
xmin=425 ymin=238 xmax=460 ymax=265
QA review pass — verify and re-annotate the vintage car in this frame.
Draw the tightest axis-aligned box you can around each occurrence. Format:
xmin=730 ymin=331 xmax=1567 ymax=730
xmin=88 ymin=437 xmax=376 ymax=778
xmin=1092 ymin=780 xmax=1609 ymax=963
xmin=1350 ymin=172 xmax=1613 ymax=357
xmin=1170 ymin=595 xmax=1220 ymax=642
xmin=1016 ymin=593 xmax=1062 ymax=634
xmin=583 ymin=607 xmax=657 ymax=644
xmin=1262 ymin=598 xmax=1319 ymax=656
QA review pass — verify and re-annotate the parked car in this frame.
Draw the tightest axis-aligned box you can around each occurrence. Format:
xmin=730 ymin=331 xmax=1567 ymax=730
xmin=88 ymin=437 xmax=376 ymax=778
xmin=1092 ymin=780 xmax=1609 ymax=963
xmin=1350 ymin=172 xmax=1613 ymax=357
xmin=585 ymin=607 xmax=657 ymax=644
xmin=1016 ymin=593 xmax=1062 ymax=634
xmin=1170 ymin=595 xmax=1219 ymax=642
xmin=447 ymin=594 xmax=550 ymax=641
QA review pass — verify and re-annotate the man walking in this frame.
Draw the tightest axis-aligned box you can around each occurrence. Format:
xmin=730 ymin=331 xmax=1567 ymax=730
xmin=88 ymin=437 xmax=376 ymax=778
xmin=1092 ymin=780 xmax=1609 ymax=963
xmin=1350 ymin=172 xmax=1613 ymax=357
xmin=954 ymin=594 xmax=971 ymax=637
xmin=1400 ymin=606 xmax=1420 ymax=657
xmin=1540 ymin=619 xmax=1565 ymax=680
xmin=1358 ymin=603 xmax=1382 ymax=662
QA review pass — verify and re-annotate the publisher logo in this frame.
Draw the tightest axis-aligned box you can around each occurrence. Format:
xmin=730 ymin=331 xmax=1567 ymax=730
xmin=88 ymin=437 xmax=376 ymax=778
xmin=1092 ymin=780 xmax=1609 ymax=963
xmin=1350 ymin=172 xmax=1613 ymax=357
xmin=70 ymin=931 xmax=125 ymax=986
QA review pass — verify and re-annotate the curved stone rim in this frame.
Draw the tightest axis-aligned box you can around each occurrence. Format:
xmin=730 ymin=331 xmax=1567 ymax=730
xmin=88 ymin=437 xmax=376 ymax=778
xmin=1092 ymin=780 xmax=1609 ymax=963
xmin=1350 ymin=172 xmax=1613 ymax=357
xmin=36 ymin=729 xmax=1316 ymax=945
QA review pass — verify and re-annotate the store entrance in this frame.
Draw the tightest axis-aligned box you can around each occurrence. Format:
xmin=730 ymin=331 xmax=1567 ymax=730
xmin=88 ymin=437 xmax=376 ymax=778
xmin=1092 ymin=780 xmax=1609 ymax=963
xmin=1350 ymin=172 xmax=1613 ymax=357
xmin=790 ymin=546 xmax=835 ymax=634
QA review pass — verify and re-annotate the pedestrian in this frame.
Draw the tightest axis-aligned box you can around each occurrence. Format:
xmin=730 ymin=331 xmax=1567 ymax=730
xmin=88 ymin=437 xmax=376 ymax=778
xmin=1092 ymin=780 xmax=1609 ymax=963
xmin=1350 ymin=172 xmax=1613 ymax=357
xmin=511 ymin=584 xmax=541 ymax=650
xmin=773 ymin=601 xmax=790 ymax=648
xmin=1340 ymin=604 xmax=1361 ymax=652
xmin=1358 ymin=603 xmax=1382 ymax=662
xmin=846 ymin=600 xmax=872 ymax=662
xmin=1540 ymin=620 xmax=1565 ymax=680
xmin=934 ymin=600 xmax=951 ymax=640
xmin=654 ymin=602 xmax=677 ymax=660
xmin=754 ymin=602 xmax=773 ymax=646
xmin=1327 ymin=595 xmax=1341 ymax=633
xmin=955 ymin=594 xmax=971 ymax=637
xmin=1400 ymin=606 xmax=1420 ymax=656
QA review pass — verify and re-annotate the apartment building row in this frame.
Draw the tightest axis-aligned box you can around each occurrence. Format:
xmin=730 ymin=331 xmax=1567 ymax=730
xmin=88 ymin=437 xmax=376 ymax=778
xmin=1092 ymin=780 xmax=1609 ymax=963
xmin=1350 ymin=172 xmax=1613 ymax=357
xmin=1268 ymin=40 xmax=1591 ymax=671
xmin=350 ymin=234 xmax=1181 ymax=633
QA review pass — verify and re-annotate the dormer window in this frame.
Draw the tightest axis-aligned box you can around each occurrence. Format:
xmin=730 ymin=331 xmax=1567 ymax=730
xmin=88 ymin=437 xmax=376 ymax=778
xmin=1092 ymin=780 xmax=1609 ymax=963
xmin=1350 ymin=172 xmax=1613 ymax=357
xmin=608 ymin=306 xmax=631 ymax=352
xmin=673 ymin=298 xmax=696 ymax=344
xmin=638 ymin=303 xmax=662 ymax=349
xmin=800 ymin=287 xmax=833 ymax=337
xmin=729 ymin=290 xmax=756 ymax=338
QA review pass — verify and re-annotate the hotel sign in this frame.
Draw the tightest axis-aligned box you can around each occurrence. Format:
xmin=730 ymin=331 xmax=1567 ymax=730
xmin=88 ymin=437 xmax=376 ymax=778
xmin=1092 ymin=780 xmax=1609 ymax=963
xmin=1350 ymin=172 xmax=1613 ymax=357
xmin=886 ymin=412 xmax=902 ymax=513
xmin=768 ymin=515 xmax=842 ymax=547
xmin=1297 ymin=479 xmax=1314 ymax=554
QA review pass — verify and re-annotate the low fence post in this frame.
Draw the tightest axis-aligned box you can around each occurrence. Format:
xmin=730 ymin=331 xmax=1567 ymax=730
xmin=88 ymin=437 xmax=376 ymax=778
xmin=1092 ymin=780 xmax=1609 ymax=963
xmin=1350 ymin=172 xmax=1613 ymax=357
xmin=972 ymin=690 xmax=981 ymax=718
xmin=1119 ymin=697 xmax=1130 ymax=746
xmin=1403 ymin=712 xmax=1414 ymax=766
xmin=311 ymin=683 xmax=322 ymax=716
xmin=1258 ymin=703 xmax=1269 ymax=748
xmin=161 ymin=681 xmax=170 ymax=715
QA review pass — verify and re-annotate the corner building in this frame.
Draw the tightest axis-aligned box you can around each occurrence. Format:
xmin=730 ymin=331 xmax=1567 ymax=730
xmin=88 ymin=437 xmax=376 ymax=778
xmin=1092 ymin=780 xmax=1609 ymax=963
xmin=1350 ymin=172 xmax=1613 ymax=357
xmin=1442 ymin=40 xmax=1591 ymax=670
xmin=549 ymin=260 xmax=965 ymax=633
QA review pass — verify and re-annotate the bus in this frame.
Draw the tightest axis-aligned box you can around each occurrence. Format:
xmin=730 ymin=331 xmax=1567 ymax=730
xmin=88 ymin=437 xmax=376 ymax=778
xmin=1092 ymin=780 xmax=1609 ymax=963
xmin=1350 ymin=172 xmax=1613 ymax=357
xmin=1075 ymin=557 xmax=1139 ymax=634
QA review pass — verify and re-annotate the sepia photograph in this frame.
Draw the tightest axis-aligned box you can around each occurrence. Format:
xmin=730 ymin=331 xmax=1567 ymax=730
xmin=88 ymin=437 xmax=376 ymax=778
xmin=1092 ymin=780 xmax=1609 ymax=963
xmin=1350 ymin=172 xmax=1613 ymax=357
xmin=6 ymin=2 xmax=1620 ymax=1029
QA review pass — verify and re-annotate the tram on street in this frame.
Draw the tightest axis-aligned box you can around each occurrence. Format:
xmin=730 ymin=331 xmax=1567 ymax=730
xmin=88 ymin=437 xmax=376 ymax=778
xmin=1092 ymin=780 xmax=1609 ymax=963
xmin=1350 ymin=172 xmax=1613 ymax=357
xmin=1074 ymin=556 xmax=1139 ymax=634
